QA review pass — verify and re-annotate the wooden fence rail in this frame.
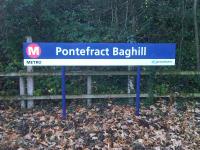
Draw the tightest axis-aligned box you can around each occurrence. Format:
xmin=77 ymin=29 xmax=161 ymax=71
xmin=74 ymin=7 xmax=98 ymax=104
xmin=0 ymin=70 xmax=200 ymax=108
xmin=1 ymin=70 xmax=200 ymax=77
xmin=1 ymin=93 xmax=200 ymax=101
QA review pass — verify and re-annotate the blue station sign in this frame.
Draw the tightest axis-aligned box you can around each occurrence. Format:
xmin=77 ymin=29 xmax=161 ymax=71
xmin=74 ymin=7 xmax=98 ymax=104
xmin=23 ymin=43 xmax=176 ymax=66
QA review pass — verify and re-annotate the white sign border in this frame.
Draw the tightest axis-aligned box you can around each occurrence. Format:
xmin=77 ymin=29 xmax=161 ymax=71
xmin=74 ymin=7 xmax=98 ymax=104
xmin=24 ymin=59 xmax=175 ymax=66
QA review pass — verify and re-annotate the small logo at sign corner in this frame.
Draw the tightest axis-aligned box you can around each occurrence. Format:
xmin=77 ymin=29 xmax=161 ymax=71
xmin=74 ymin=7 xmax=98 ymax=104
xmin=26 ymin=43 xmax=41 ymax=59
xmin=152 ymin=60 xmax=157 ymax=64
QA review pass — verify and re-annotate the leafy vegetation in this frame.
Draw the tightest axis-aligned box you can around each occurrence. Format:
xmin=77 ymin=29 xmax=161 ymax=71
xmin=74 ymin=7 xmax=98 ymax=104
xmin=0 ymin=1 xmax=200 ymax=149
xmin=0 ymin=0 xmax=200 ymax=97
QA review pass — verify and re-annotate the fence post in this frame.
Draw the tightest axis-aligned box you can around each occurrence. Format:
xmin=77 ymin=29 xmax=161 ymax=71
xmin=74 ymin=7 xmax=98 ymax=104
xmin=87 ymin=75 xmax=92 ymax=106
xmin=26 ymin=36 xmax=34 ymax=108
xmin=135 ymin=66 xmax=141 ymax=116
xmin=19 ymin=77 xmax=26 ymax=108
xmin=128 ymin=66 xmax=134 ymax=105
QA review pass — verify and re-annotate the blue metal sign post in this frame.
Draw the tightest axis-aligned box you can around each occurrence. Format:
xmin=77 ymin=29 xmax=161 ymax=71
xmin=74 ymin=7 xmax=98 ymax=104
xmin=61 ymin=66 xmax=66 ymax=119
xmin=135 ymin=66 xmax=141 ymax=116
xmin=23 ymin=42 xmax=176 ymax=119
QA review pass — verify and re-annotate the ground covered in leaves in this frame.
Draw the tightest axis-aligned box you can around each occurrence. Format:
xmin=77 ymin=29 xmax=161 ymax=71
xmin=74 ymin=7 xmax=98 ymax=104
xmin=0 ymin=100 xmax=199 ymax=150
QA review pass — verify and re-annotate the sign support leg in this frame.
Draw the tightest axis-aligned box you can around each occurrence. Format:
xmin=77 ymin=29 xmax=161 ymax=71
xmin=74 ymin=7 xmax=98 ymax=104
xmin=135 ymin=66 xmax=141 ymax=116
xmin=61 ymin=66 xmax=66 ymax=119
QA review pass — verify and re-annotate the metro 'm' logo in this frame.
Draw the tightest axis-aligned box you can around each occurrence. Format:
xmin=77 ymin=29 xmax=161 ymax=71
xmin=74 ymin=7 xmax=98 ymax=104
xmin=26 ymin=43 xmax=41 ymax=59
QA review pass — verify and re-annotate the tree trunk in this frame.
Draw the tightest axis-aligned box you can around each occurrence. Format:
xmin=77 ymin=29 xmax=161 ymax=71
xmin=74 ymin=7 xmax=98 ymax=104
xmin=124 ymin=0 xmax=129 ymax=29
xmin=194 ymin=0 xmax=200 ymax=70
xmin=178 ymin=0 xmax=185 ymax=69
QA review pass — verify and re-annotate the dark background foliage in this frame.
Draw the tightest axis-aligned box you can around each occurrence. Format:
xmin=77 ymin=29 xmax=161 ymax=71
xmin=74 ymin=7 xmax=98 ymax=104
xmin=0 ymin=0 xmax=200 ymax=98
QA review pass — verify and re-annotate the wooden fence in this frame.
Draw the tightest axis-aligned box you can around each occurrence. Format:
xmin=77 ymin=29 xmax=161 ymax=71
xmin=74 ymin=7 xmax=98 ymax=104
xmin=0 ymin=70 xmax=200 ymax=108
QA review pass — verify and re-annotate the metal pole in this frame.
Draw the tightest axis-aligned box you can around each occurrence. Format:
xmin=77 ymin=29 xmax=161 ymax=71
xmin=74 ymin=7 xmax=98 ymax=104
xmin=135 ymin=66 xmax=141 ymax=116
xmin=61 ymin=66 xmax=66 ymax=119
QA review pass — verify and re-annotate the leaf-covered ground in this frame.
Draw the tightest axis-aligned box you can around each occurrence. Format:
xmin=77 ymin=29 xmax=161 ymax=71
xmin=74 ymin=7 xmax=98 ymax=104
xmin=0 ymin=101 xmax=199 ymax=150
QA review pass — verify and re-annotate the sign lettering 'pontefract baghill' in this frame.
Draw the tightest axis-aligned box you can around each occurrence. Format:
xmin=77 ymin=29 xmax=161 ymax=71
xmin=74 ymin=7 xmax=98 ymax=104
xmin=23 ymin=43 xmax=176 ymax=66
